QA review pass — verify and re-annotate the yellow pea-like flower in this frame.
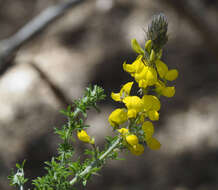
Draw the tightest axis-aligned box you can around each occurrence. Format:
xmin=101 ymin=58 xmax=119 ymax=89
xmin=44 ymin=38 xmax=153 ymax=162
xmin=123 ymin=56 xmax=144 ymax=75
xmin=121 ymin=82 xmax=134 ymax=97
xmin=111 ymin=82 xmax=133 ymax=102
xmin=142 ymin=121 xmax=154 ymax=140
xmin=118 ymin=128 xmax=129 ymax=135
xmin=148 ymin=110 xmax=159 ymax=121
xmin=129 ymin=144 xmax=144 ymax=156
xmin=131 ymin=38 xmax=144 ymax=54
xmin=108 ymin=108 xmax=128 ymax=127
xmin=134 ymin=67 xmax=157 ymax=86
xmin=155 ymin=60 xmax=168 ymax=78
xmin=165 ymin=69 xmax=178 ymax=81
xmin=155 ymin=80 xmax=165 ymax=94
xmin=123 ymin=96 xmax=144 ymax=118
xmin=127 ymin=109 xmax=137 ymax=118
xmin=142 ymin=95 xmax=161 ymax=111
xmin=138 ymin=79 xmax=148 ymax=88
xmin=126 ymin=134 xmax=139 ymax=146
xmin=146 ymin=137 xmax=161 ymax=150
xmin=145 ymin=67 xmax=158 ymax=86
xmin=123 ymin=61 xmax=135 ymax=73
xmin=77 ymin=130 xmax=95 ymax=144
xmin=111 ymin=92 xmax=121 ymax=102
xmin=162 ymin=86 xmax=175 ymax=98
xmin=134 ymin=66 xmax=149 ymax=82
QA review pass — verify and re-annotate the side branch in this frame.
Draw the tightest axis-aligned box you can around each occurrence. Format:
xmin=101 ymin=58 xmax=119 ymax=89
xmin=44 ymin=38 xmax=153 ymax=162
xmin=70 ymin=137 xmax=121 ymax=186
xmin=30 ymin=62 xmax=71 ymax=107
xmin=0 ymin=0 xmax=84 ymax=75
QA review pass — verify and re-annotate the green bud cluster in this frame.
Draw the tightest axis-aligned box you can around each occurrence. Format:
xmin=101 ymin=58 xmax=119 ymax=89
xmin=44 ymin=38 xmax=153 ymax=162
xmin=146 ymin=13 xmax=168 ymax=52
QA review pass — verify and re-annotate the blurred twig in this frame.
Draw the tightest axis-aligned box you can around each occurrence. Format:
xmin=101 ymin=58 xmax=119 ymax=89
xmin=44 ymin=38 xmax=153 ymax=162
xmin=162 ymin=0 xmax=218 ymax=60
xmin=0 ymin=0 xmax=84 ymax=76
xmin=30 ymin=62 xmax=71 ymax=108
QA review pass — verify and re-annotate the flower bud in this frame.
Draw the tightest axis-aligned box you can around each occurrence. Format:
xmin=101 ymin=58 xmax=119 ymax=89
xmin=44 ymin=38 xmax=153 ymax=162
xmin=150 ymin=50 xmax=156 ymax=62
xmin=126 ymin=134 xmax=139 ymax=146
xmin=145 ymin=40 xmax=152 ymax=53
xmin=131 ymin=38 xmax=144 ymax=54
xmin=108 ymin=108 xmax=128 ymax=127
xmin=77 ymin=130 xmax=94 ymax=144
xmin=118 ymin=128 xmax=129 ymax=135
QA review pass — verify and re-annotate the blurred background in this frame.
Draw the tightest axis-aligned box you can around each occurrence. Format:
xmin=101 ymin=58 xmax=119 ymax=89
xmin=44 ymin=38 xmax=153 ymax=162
xmin=0 ymin=0 xmax=218 ymax=189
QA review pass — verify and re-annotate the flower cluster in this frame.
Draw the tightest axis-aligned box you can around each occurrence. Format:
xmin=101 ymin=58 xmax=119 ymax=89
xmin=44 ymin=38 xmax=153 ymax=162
xmin=108 ymin=35 xmax=178 ymax=155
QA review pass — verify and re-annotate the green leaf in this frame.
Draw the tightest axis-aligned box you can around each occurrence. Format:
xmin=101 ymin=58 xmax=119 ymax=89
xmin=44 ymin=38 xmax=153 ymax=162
xmin=82 ymin=179 xmax=87 ymax=186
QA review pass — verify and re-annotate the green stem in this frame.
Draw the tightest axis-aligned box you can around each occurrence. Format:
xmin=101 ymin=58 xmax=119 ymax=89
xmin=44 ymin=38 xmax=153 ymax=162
xmin=72 ymin=108 xmax=81 ymax=119
xmin=69 ymin=137 xmax=121 ymax=185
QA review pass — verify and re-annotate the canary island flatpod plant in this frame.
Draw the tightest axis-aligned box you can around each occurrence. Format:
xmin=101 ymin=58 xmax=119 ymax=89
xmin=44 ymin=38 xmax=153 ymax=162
xmin=8 ymin=13 xmax=179 ymax=190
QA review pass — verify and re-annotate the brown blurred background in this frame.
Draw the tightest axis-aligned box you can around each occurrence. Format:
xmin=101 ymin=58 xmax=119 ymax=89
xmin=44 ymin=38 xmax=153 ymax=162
xmin=0 ymin=0 xmax=218 ymax=190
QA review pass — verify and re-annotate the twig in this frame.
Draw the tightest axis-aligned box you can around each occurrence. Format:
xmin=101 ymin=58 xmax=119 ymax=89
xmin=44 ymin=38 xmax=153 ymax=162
xmin=30 ymin=62 xmax=71 ymax=108
xmin=0 ymin=0 xmax=84 ymax=76
xmin=69 ymin=137 xmax=121 ymax=186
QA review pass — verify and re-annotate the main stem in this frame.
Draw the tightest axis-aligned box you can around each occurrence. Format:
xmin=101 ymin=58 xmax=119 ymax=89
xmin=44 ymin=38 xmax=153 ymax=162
xmin=69 ymin=137 xmax=121 ymax=185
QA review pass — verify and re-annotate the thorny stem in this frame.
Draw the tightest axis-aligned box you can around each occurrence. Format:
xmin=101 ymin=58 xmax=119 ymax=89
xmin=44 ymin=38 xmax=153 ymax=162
xmin=69 ymin=137 xmax=121 ymax=185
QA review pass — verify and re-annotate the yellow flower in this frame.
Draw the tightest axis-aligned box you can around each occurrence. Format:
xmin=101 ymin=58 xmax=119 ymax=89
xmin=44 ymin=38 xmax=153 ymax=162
xmin=138 ymin=79 xmax=148 ymax=88
xmin=142 ymin=121 xmax=154 ymax=140
xmin=141 ymin=95 xmax=160 ymax=121
xmin=165 ymin=69 xmax=178 ymax=81
xmin=148 ymin=110 xmax=159 ymax=121
xmin=162 ymin=86 xmax=175 ymax=98
xmin=155 ymin=60 xmax=168 ymax=78
xmin=142 ymin=95 xmax=161 ymax=111
xmin=155 ymin=81 xmax=176 ymax=98
xmin=134 ymin=66 xmax=148 ymax=83
xmin=108 ymin=108 xmax=128 ymax=127
xmin=145 ymin=67 xmax=158 ymax=86
xmin=123 ymin=96 xmax=144 ymax=118
xmin=129 ymin=144 xmax=144 ymax=156
xmin=131 ymin=38 xmax=144 ymax=54
xmin=111 ymin=82 xmax=133 ymax=102
xmin=118 ymin=128 xmax=129 ymax=135
xmin=123 ymin=56 xmax=144 ymax=75
xmin=155 ymin=80 xmax=165 ymax=94
xmin=77 ymin=130 xmax=95 ymax=144
xmin=126 ymin=134 xmax=139 ymax=146
xmin=135 ymin=67 xmax=157 ymax=86
xmin=146 ymin=137 xmax=161 ymax=150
